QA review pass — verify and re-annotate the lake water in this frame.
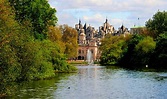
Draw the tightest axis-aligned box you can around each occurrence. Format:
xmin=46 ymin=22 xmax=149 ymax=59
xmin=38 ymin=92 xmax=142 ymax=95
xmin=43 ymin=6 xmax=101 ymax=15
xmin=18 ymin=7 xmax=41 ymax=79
xmin=10 ymin=65 xmax=167 ymax=99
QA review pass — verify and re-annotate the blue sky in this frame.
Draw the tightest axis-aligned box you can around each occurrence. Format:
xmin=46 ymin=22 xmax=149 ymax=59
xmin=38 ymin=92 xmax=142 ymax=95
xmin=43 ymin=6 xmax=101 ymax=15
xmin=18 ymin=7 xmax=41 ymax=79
xmin=49 ymin=0 xmax=167 ymax=29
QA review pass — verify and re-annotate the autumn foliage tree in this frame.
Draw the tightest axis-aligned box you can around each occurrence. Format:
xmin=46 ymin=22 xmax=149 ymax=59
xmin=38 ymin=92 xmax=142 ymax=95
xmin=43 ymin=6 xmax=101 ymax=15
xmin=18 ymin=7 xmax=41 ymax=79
xmin=48 ymin=26 xmax=65 ymax=53
xmin=0 ymin=0 xmax=27 ymax=95
xmin=60 ymin=25 xmax=78 ymax=59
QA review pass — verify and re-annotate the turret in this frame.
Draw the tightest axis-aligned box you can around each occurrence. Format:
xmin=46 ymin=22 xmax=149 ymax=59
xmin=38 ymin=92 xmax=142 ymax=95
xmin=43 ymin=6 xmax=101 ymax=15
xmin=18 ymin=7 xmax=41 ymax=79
xmin=105 ymin=18 xmax=108 ymax=23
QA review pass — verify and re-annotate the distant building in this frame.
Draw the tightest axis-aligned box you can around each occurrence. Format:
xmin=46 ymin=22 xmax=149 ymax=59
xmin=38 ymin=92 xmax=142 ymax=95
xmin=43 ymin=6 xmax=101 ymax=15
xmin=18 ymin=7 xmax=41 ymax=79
xmin=130 ymin=26 xmax=146 ymax=34
xmin=98 ymin=19 xmax=115 ymax=38
xmin=75 ymin=20 xmax=101 ymax=61
xmin=75 ymin=19 xmax=130 ymax=61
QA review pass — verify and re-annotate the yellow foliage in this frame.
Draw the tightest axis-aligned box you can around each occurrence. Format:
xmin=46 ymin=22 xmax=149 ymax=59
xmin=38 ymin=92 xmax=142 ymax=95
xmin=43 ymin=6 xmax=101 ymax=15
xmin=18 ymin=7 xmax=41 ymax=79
xmin=0 ymin=0 xmax=19 ymax=48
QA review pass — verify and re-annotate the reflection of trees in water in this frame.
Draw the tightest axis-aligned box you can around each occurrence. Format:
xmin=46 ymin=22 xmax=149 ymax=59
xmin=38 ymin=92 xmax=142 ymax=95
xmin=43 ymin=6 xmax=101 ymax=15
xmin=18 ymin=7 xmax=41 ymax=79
xmin=0 ymin=73 xmax=74 ymax=98
xmin=0 ymin=82 xmax=18 ymax=97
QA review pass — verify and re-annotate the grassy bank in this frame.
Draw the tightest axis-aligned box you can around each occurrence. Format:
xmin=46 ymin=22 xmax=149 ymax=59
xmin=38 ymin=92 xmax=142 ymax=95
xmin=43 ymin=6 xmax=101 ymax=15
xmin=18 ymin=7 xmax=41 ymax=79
xmin=68 ymin=61 xmax=88 ymax=65
xmin=68 ymin=60 xmax=100 ymax=65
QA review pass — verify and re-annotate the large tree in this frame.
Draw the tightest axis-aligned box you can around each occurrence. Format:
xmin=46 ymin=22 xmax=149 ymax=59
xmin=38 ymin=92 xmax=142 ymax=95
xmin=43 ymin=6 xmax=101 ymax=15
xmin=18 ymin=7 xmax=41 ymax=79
xmin=8 ymin=0 xmax=58 ymax=40
xmin=145 ymin=11 xmax=167 ymax=69
xmin=60 ymin=25 xmax=78 ymax=59
xmin=146 ymin=11 xmax=167 ymax=37
xmin=0 ymin=0 xmax=27 ymax=95
xmin=99 ymin=35 xmax=130 ymax=65
xmin=149 ymin=32 xmax=167 ymax=69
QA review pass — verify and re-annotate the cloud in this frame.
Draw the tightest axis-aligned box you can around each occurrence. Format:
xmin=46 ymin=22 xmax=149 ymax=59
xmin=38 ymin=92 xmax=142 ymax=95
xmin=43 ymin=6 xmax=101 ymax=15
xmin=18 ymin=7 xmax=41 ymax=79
xmin=57 ymin=13 xmax=78 ymax=27
xmin=83 ymin=13 xmax=104 ymax=23
xmin=51 ymin=0 xmax=166 ymax=12
xmin=81 ymin=13 xmax=104 ymax=28
xmin=49 ymin=0 xmax=167 ymax=29
xmin=82 ymin=14 xmax=133 ymax=29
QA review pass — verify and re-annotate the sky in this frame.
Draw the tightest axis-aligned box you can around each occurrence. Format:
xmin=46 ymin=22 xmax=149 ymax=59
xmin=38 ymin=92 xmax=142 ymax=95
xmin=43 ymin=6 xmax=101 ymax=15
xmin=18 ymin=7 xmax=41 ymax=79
xmin=48 ymin=0 xmax=167 ymax=30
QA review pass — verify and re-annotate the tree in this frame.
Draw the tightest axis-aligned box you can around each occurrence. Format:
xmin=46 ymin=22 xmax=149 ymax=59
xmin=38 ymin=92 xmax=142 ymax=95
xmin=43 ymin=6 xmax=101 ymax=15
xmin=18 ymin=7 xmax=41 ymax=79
xmin=47 ymin=26 xmax=65 ymax=53
xmin=134 ymin=36 xmax=156 ymax=66
xmin=8 ymin=0 xmax=58 ymax=40
xmin=0 ymin=0 xmax=21 ymax=81
xmin=60 ymin=25 xmax=78 ymax=59
xmin=135 ymin=36 xmax=156 ymax=53
xmin=118 ymin=34 xmax=144 ymax=68
xmin=0 ymin=0 xmax=25 ymax=95
xmin=149 ymin=32 xmax=167 ymax=69
xmin=0 ymin=0 xmax=18 ymax=48
xmin=99 ymin=35 xmax=130 ymax=65
xmin=145 ymin=11 xmax=167 ymax=70
xmin=0 ymin=2 xmax=76 ymax=97
xmin=0 ymin=0 xmax=57 ymax=96
xmin=146 ymin=11 xmax=167 ymax=37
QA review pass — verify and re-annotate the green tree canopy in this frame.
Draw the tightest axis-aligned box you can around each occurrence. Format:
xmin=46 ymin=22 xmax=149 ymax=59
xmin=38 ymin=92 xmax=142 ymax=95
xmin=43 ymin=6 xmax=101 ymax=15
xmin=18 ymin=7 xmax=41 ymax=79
xmin=149 ymin=32 xmax=167 ymax=69
xmin=135 ymin=36 xmax=156 ymax=53
xmin=8 ymin=0 xmax=58 ymax=40
xmin=99 ymin=35 xmax=130 ymax=65
xmin=146 ymin=11 xmax=167 ymax=37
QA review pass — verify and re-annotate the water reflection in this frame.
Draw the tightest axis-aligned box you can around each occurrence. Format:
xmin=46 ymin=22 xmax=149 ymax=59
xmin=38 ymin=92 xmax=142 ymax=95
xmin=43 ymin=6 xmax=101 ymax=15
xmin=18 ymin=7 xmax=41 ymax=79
xmin=54 ymin=65 xmax=167 ymax=99
xmin=7 ymin=73 xmax=74 ymax=99
xmin=7 ymin=66 xmax=167 ymax=99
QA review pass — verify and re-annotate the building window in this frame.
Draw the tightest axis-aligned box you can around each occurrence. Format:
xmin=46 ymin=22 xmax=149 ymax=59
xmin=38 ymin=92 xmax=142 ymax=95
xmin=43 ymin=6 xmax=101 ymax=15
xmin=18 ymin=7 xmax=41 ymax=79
xmin=79 ymin=50 xmax=81 ymax=54
xmin=91 ymin=49 xmax=93 ymax=54
xmin=82 ymin=50 xmax=84 ymax=54
xmin=78 ymin=56 xmax=84 ymax=60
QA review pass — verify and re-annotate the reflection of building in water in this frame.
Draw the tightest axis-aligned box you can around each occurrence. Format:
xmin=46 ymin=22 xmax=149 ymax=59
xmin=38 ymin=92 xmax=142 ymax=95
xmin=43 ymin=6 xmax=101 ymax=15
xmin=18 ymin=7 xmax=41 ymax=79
xmin=78 ymin=66 xmax=98 ymax=79
xmin=75 ymin=19 xmax=130 ymax=61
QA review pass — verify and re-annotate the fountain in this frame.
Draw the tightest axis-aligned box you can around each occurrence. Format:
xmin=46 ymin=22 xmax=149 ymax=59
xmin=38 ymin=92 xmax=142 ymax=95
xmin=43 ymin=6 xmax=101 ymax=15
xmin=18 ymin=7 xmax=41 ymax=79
xmin=87 ymin=49 xmax=93 ymax=65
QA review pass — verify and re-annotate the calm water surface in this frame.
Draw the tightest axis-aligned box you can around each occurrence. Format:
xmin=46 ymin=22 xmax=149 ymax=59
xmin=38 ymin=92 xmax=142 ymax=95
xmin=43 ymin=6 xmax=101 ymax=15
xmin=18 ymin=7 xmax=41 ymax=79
xmin=12 ymin=65 xmax=167 ymax=99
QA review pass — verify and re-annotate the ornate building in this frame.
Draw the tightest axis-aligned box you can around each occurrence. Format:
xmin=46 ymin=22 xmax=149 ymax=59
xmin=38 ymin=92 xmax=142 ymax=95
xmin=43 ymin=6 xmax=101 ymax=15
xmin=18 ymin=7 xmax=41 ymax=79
xmin=98 ymin=19 xmax=115 ymax=38
xmin=75 ymin=20 xmax=101 ymax=61
xmin=75 ymin=19 xmax=130 ymax=61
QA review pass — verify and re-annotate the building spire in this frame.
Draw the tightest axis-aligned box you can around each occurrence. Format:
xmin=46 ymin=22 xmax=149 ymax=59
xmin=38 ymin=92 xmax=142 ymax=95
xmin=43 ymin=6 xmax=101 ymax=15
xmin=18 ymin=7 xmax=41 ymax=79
xmin=79 ymin=19 xmax=81 ymax=25
xmin=105 ymin=16 xmax=108 ymax=23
